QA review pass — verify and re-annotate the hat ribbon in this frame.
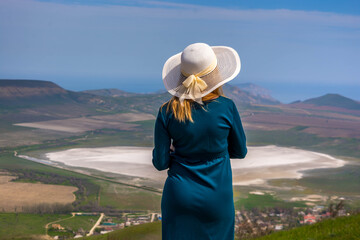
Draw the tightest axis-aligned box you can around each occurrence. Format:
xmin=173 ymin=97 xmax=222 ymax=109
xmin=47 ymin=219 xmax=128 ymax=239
xmin=178 ymin=59 xmax=217 ymax=105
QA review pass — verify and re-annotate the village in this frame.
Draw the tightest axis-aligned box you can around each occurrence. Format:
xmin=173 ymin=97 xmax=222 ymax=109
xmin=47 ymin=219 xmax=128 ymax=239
xmin=49 ymin=211 xmax=162 ymax=239
xmin=235 ymin=198 xmax=349 ymax=238
xmin=48 ymin=198 xmax=350 ymax=239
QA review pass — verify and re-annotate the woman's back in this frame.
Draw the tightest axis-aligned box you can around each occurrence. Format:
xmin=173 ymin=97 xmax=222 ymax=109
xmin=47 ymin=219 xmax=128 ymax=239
xmin=153 ymin=42 xmax=246 ymax=240
xmin=152 ymin=95 xmax=247 ymax=240
xmin=153 ymin=95 xmax=247 ymax=170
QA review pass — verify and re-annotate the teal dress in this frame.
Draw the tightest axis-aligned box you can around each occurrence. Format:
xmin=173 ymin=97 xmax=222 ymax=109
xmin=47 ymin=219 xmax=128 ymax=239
xmin=152 ymin=95 xmax=247 ymax=240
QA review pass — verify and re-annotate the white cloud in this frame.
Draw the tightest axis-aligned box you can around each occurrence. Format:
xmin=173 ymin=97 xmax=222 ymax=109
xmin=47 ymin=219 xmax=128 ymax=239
xmin=0 ymin=0 xmax=359 ymax=89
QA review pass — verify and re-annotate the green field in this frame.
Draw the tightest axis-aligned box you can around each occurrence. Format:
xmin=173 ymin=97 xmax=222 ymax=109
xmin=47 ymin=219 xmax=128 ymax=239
xmin=56 ymin=215 xmax=99 ymax=232
xmin=235 ymin=193 xmax=307 ymax=210
xmin=98 ymin=181 xmax=161 ymax=211
xmin=0 ymin=213 xmax=69 ymax=239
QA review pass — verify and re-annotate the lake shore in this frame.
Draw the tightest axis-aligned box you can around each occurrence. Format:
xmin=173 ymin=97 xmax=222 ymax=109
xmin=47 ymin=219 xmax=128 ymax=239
xmin=43 ymin=145 xmax=347 ymax=186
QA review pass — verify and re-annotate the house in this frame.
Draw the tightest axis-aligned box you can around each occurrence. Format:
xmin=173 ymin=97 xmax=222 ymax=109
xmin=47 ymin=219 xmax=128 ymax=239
xmin=51 ymin=224 xmax=65 ymax=230
xmin=304 ymin=213 xmax=316 ymax=224
xmin=274 ymin=224 xmax=283 ymax=230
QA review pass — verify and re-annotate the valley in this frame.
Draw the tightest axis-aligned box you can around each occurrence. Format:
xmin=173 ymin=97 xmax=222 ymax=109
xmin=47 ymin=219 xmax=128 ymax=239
xmin=0 ymin=79 xmax=359 ymax=239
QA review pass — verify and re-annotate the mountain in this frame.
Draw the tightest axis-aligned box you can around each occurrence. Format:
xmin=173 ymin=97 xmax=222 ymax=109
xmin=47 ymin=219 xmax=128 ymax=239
xmin=0 ymin=79 xmax=172 ymax=123
xmin=83 ymin=88 xmax=140 ymax=97
xmin=301 ymin=94 xmax=360 ymax=110
xmin=1 ymin=79 xmax=359 ymax=153
xmin=234 ymin=83 xmax=280 ymax=105
xmin=0 ymin=79 xmax=102 ymax=104
xmin=0 ymin=79 xmax=67 ymax=99
xmin=81 ymin=83 xmax=278 ymax=106
xmin=290 ymin=93 xmax=360 ymax=113
xmin=222 ymin=83 xmax=280 ymax=106
xmin=0 ymin=79 xmax=122 ymax=122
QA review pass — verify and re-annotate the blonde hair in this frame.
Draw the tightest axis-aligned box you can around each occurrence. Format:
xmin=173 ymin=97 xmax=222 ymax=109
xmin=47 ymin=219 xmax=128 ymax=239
xmin=160 ymin=86 xmax=225 ymax=123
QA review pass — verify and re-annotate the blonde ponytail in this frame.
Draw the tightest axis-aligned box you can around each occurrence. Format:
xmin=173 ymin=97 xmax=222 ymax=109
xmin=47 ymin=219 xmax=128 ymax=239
xmin=161 ymin=86 xmax=225 ymax=123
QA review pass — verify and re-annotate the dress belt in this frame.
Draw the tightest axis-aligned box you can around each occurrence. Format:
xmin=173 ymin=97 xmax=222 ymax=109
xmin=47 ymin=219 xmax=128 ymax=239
xmin=170 ymin=149 xmax=229 ymax=161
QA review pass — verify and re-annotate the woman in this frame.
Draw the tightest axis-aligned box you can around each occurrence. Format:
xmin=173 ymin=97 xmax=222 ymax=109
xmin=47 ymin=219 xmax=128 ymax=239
xmin=152 ymin=43 xmax=247 ymax=239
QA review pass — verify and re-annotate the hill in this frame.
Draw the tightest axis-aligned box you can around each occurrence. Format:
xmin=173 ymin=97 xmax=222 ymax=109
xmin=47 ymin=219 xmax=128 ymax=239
xmin=0 ymin=79 xmax=169 ymax=123
xmin=299 ymin=93 xmax=360 ymax=110
xmin=82 ymin=88 xmax=140 ymax=97
xmin=0 ymin=79 xmax=67 ymax=99
xmin=254 ymin=212 xmax=360 ymax=240
xmin=0 ymin=79 xmax=111 ymax=111
xmin=81 ymin=213 xmax=360 ymax=240
xmin=82 ymin=83 xmax=278 ymax=106
xmin=234 ymin=83 xmax=280 ymax=105
xmin=1 ymin=79 xmax=359 ymax=156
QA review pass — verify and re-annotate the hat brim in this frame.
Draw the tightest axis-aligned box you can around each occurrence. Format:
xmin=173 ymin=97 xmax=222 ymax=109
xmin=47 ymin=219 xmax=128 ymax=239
xmin=162 ymin=46 xmax=241 ymax=99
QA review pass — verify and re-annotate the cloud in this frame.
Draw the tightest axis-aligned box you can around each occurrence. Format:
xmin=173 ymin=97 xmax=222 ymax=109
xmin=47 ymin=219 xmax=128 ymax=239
xmin=32 ymin=0 xmax=360 ymax=28
xmin=0 ymin=0 xmax=359 ymax=91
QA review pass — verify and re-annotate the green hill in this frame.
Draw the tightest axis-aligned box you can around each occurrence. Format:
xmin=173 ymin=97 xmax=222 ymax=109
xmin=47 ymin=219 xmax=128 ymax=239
xmin=83 ymin=221 xmax=161 ymax=240
xmin=255 ymin=212 xmax=360 ymax=240
xmin=303 ymin=93 xmax=360 ymax=110
xmin=82 ymin=213 xmax=360 ymax=240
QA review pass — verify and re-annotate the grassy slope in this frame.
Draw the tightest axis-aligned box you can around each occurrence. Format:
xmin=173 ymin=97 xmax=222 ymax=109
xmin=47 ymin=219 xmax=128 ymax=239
xmin=0 ymin=213 xmax=69 ymax=239
xmin=83 ymin=221 xmax=161 ymax=240
xmin=255 ymin=212 xmax=360 ymax=240
xmin=82 ymin=213 xmax=360 ymax=240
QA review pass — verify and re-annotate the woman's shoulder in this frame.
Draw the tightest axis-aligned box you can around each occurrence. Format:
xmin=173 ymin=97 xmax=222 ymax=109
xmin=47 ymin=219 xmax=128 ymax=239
xmin=159 ymin=99 xmax=172 ymax=111
xmin=158 ymin=95 xmax=235 ymax=114
xmin=217 ymin=95 xmax=233 ymax=103
xmin=215 ymin=95 xmax=236 ymax=107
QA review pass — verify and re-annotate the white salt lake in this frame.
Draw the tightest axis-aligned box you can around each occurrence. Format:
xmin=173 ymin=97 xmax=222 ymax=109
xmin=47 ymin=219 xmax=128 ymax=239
xmin=44 ymin=146 xmax=347 ymax=186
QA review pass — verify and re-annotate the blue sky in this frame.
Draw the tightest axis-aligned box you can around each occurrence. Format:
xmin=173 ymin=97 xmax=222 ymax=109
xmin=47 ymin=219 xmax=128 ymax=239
xmin=0 ymin=0 xmax=359 ymax=103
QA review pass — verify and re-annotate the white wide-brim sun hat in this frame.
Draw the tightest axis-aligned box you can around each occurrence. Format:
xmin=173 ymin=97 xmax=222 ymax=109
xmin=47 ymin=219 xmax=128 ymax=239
xmin=162 ymin=42 xmax=241 ymax=105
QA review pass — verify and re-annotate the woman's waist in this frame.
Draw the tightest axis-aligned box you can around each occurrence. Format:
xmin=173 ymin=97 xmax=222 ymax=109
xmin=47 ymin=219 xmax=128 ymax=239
xmin=170 ymin=149 xmax=228 ymax=162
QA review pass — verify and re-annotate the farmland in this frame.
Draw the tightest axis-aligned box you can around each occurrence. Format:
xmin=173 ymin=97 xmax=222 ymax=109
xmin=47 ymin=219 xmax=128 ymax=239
xmin=0 ymin=175 xmax=77 ymax=212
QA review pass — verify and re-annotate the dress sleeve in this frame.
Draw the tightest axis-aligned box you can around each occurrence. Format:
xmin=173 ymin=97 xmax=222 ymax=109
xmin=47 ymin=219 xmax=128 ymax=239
xmin=152 ymin=106 xmax=171 ymax=171
xmin=228 ymin=102 xmax=247 ymax=159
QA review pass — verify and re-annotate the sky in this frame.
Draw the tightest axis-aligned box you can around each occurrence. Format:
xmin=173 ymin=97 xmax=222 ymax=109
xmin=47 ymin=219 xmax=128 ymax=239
xmin=0 ymin=0 xmax=359 ymax=103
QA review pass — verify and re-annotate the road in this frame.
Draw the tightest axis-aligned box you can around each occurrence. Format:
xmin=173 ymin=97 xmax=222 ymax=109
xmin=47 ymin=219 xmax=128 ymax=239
xmin=87 ymin=213 xmax=105 ymax=236
xmin=44 ymin=212 xmax=75 ymax=235
xmin=150 ymin=213 xmax=156 ymax=222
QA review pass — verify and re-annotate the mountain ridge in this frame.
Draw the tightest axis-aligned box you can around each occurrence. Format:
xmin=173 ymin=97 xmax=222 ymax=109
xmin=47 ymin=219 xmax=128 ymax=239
xmin=234 ymin=82 xmax=280 ymax=105
xmin=288 ymin=93 xmax=360 ymax=114
xmin=302 ymin=93 xmax=360 ymax=110
xmin=1 ymin=79 xmax=359 ymax=111
xmin=0 ymin=79 xmax=67 ymax=99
